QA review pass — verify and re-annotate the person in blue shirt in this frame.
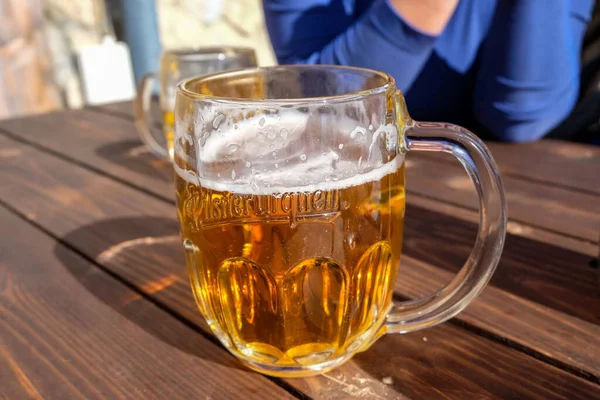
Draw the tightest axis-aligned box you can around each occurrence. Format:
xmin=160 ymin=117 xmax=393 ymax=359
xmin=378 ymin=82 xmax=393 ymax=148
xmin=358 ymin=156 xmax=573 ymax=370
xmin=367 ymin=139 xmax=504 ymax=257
xmin=262 ymin=0 xmax=595 ymax=142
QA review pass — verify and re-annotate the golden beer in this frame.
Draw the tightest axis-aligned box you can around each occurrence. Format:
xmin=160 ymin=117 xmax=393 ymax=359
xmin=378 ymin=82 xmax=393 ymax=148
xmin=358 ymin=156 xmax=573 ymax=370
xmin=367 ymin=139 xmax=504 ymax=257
xmin=175 ymin=161 xmax=405 ymax=375
xmin=162 ymin=110 xmax=175 ymax=160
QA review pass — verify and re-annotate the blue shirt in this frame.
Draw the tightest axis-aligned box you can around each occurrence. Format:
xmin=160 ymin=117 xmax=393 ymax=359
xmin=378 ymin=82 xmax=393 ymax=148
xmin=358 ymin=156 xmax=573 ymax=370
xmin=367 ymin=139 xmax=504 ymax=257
xmin=263 ymin=0 xmax=594 ymax=142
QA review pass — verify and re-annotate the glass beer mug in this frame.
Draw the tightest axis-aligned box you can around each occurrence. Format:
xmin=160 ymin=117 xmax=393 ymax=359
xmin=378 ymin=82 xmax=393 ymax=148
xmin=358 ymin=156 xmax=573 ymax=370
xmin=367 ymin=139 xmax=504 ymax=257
xmin=134 ymin=47 xmax=257 ymax=160
xmin=173 ymin=65 xmax=507 ymax=377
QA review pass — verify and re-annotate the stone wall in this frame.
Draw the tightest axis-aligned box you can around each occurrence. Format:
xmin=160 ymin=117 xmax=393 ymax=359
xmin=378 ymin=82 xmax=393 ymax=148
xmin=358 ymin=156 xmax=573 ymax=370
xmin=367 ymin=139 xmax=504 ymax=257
xmin=4 ymin=0 xmax=276 ymax=118
xmin=0 ymin=0 xmax=62 ymax=119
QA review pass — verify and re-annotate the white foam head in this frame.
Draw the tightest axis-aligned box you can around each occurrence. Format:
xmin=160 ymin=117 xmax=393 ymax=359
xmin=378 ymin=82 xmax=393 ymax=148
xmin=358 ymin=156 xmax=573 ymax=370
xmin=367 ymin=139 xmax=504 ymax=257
xmin=175 ymin=111 xmax=404 ymax=195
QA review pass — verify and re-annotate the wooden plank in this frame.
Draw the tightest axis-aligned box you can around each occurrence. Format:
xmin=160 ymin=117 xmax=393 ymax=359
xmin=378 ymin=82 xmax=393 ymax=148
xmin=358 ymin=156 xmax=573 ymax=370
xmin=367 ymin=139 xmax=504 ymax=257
xmin=0 ymin=108 xmax=174 ymax=199
xmin=407 ymin=193 xmax=598 ymax=257
xmin=2 ymin=108 xmax=598 ymax=252
xmin=403 ymin=202 xmax=600 ymax=325
xmin=485 ymin=140 xmax=600 ymax=195
xmin=412 ymin=141 xmax=600 ymax=196
xmin=405 ymin=154 xmax=600 ymax=243
xmin=1 ymin=134 xmax=600 ymax=398
xmin=0 ymin=207 xmax=295 ymax=399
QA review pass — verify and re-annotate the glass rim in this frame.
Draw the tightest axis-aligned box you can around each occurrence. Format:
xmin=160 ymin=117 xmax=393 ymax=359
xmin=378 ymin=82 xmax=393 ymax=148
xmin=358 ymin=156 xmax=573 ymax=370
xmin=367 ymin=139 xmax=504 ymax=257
xmin=164 ymin=46 xmax=256 ymax=61
xmin=177 ymin=64 xmax=396 ymax=104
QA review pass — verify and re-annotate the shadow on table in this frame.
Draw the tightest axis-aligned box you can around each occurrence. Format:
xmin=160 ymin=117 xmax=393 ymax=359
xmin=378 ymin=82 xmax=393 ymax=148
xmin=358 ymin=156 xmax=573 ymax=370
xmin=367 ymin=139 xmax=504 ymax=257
xmin=96 ymin=139 xmax=173 ymax=183
xmin=53 ymin=216 xmax=246 ymax=371
xmin=402 ymin=204 xmax=600 ymax=325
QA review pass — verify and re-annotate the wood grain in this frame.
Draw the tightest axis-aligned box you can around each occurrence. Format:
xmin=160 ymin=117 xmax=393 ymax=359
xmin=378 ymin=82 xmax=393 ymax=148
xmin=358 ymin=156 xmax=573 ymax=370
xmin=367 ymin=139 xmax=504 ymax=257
xmin=405 ymin=153 xmax=600 ymax=243
xmin=406 ymin=193 xmax=598 ymax=257
xmin=1 ymin=133 xmax=600 ymax=398
xmin=485 ymin=140 xmax=600 ymax=195
xmin=403 ymin=203 xmax=600 ymax=325
xmin=0 ymin=108 xmax=174 ymax=198
xmin=0 ymin=206 xmax=295 ymax=400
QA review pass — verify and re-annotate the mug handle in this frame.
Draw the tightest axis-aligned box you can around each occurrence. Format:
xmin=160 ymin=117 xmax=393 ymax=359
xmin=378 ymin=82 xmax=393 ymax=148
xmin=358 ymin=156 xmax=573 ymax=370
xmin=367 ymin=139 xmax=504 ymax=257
xmin=386 ymin=109 xmax=507 ymax=333
xmin=133 ymin=72 xmax=170 ymax=160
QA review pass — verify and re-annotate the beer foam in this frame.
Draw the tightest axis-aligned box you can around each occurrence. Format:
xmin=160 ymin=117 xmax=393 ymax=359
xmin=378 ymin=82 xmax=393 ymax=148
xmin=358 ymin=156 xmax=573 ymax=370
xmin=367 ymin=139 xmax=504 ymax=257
xmin=174 ymin=108 xmax=404 ymax=195
xmin=174 ymin=154 xmax=404 ymax=195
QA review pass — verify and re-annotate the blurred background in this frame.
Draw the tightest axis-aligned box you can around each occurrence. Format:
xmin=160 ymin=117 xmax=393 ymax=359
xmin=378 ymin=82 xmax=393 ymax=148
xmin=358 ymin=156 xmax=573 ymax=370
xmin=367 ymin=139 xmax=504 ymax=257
xmin=1 ymin=0 xmax=599 ymax=144
xmin=0 ymin=0 xmax=275 ymax=120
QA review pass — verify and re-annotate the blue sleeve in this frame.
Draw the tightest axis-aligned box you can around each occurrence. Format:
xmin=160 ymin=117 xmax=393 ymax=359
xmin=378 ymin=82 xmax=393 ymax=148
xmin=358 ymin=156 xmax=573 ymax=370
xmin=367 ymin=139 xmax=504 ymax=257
xmin=262 ymin=0 xmax=437 ymax=92
xmin=473 ymin=0 xmax=594 ymax=142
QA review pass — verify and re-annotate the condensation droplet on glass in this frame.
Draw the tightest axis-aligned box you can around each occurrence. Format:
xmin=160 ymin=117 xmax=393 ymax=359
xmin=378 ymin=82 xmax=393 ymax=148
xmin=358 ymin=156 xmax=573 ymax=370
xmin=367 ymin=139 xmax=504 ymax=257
xmin=228 ymin=143 xmax=238 ymax=153
xmin=245 ymin=161 xmax=252 ymax=168
xmin=259 ymin=117 xmax=266 ymax=127
xmin=342 ymin=200 xmax=350 ymax=210
xmin=213 ymin=113 xmax=225 ymax=129
xmin=267 ymin=128 xmax=277 ymax=140
xmin=269 ymin=144 xmax=274 ymax=150
xmin=272 ymin=151 xmax=277 ymax=157
xmin=331 ymin=152 xmax=340 ymax=169
xmin=231 ymin=170 xmax=236 ymax=180
xmin=280 ymin=128 xmax=289 ymax=138
xmin=274 ymin=163 xmax=279 ymax=168
xmin=350 ymin=126 xmax=367 ymax=140
xmin=300 ymin=154 xmax=307 ymax=161
xmin=217 ymin=173 xmax=221 ymax=178
xmin=368 ymin=124 xmax=373 ymax=130
xmin=338 ymin=143 xmax=344 ymax=149
xmin=233 ymin=124 xmax=239 ymax=130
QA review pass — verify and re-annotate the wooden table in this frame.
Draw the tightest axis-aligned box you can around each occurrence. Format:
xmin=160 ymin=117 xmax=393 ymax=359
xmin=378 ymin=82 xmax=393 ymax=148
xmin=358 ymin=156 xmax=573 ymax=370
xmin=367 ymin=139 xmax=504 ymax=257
xmin=1 ymin=103 xmax=599 ymax=399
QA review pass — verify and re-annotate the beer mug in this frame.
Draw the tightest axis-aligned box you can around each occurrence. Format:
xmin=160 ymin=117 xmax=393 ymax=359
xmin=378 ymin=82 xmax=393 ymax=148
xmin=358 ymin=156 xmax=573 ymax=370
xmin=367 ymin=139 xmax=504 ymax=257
xmin=174 ymin=65 xmax=507 ymax=377
xmin=134 ymin=47 xmax=257 ymax=160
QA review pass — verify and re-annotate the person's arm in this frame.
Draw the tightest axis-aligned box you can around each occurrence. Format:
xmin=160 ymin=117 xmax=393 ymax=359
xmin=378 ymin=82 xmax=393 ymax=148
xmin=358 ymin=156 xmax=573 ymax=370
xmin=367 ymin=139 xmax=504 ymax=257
xmin=262 ymin=0 xmax=455 ymax=91
xmin=388 ymin=0 xmax=459 ymax=35
xmin=473 ymin=0 xmax=594 ymax=142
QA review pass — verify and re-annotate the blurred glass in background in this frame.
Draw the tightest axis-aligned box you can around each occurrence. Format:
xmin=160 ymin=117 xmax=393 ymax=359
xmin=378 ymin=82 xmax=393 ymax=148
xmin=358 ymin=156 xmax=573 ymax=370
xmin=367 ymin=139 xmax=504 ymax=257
xmin=0 ymin=0 xmax=275 ymax=119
